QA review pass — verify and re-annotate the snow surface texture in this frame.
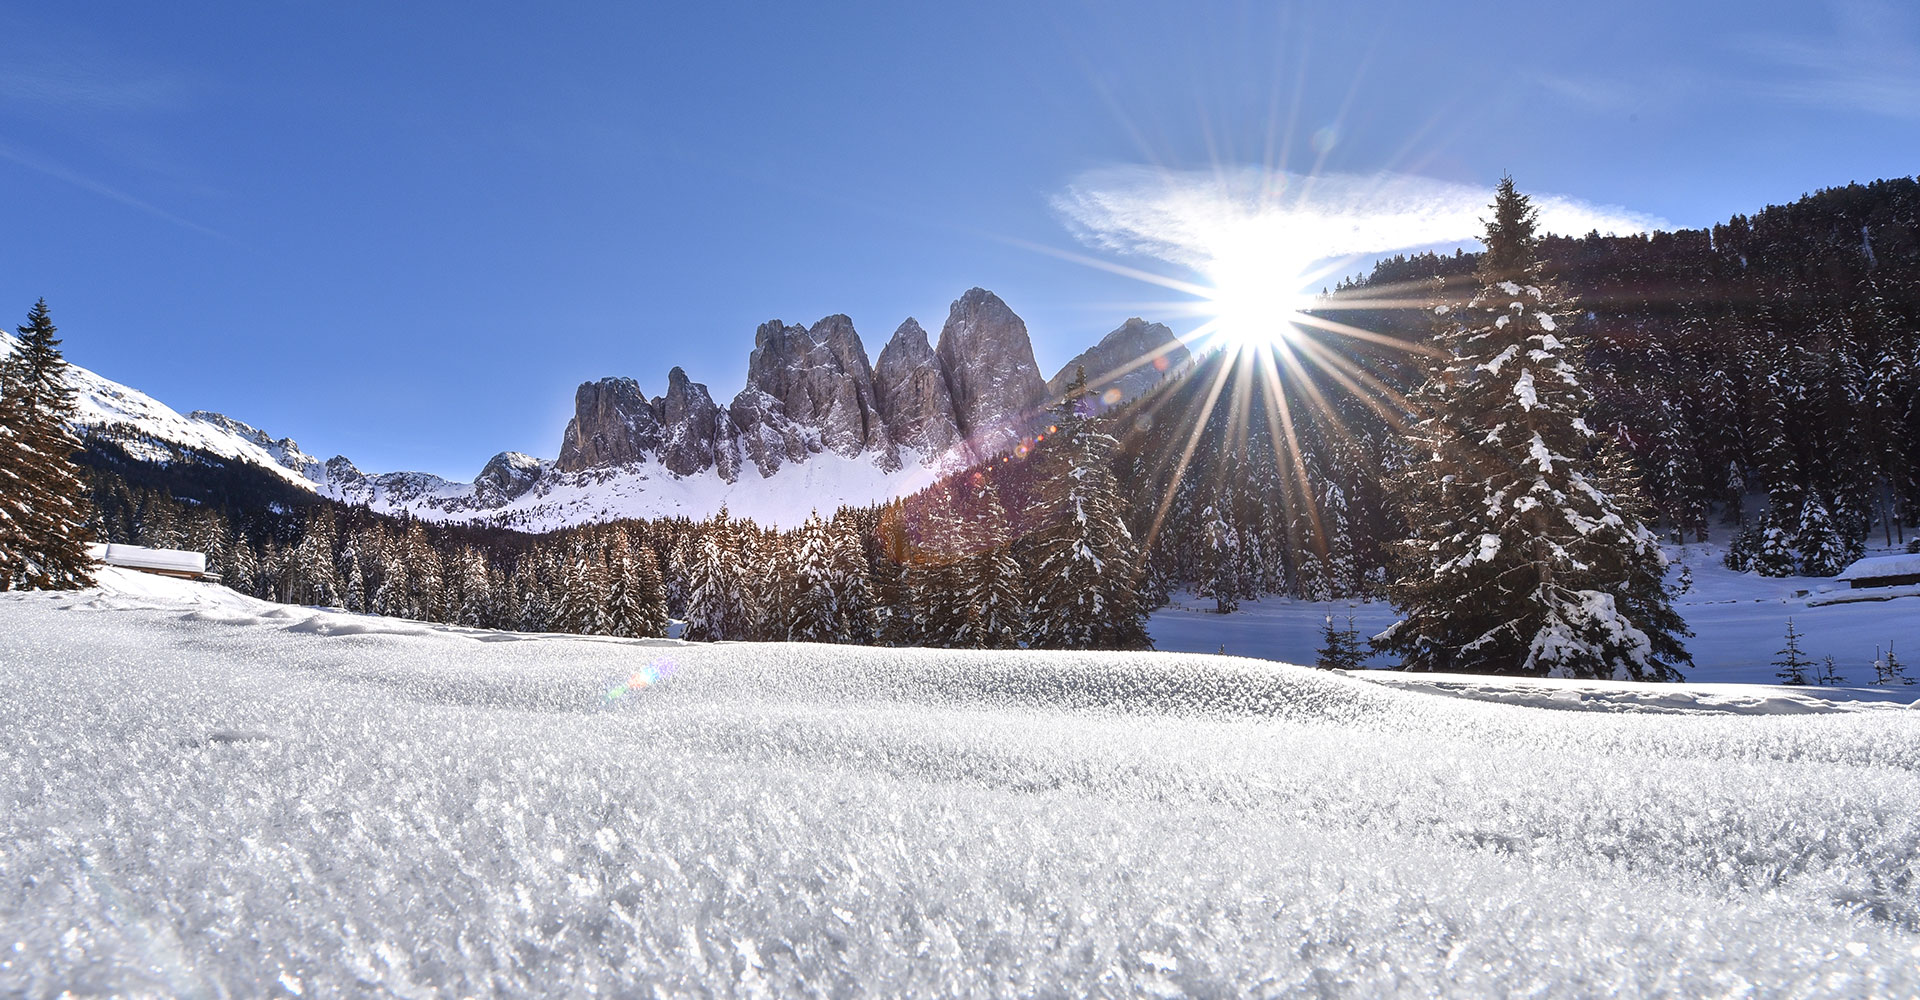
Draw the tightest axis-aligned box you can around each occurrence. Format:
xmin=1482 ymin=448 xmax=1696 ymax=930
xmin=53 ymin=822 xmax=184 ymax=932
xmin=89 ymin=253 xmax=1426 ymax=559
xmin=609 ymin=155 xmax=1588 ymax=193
xmin=3 ymin=571 xmax=1919 ymax=997
xmin=1154 ymin=539 xmax=1920 ymax=691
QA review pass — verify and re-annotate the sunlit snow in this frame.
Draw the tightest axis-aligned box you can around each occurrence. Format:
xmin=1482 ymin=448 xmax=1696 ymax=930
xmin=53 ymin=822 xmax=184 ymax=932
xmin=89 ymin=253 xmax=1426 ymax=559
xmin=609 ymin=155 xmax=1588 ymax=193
xmin=3 ymin=570 xmax=1917 ymax=996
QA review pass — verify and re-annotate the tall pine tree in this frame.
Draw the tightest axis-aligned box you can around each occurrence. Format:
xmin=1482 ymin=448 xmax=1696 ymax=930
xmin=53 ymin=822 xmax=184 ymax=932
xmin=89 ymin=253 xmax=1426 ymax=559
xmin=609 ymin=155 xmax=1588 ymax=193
xmin=1380 ymin=179 xmax=1689 ymax=680
xmin=1025 ymin=367 xmax=1151 ymax=650
xmin=0 ymin=299 xmax=95 ymax=590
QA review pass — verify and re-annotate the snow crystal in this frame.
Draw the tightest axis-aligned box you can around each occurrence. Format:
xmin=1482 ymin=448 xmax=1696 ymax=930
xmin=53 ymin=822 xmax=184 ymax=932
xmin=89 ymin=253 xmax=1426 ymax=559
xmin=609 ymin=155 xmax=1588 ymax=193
xmin=2 ymin=573 xmax=1918 ymax=997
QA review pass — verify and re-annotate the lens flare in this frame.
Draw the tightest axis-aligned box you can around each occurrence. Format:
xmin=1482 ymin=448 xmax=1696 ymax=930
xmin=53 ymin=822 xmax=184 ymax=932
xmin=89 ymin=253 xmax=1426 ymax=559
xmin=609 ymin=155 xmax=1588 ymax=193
xmin=600 ymin=657 xmax=680 ymax=705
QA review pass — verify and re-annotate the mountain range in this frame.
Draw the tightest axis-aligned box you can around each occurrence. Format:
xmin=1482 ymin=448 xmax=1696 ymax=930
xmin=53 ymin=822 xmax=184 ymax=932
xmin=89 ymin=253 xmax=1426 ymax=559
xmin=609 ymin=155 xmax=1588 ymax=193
xmin=23 ymin=288 xmax=1188 ymax=531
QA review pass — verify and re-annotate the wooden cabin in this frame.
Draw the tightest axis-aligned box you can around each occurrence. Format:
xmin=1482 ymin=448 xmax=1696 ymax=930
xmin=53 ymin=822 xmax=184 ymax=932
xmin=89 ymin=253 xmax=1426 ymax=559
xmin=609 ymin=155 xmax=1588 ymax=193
xmin=86 ymin=543 xmax=215 ymax=581
xmin=1836 ymin=553 xmax=1920 ymax=590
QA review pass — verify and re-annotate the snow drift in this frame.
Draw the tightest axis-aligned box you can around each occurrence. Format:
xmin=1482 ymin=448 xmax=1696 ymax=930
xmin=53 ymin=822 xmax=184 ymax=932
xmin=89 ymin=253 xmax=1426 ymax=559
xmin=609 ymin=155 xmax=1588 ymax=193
xmin=2 ymin=571 xmax=1917 ymax=996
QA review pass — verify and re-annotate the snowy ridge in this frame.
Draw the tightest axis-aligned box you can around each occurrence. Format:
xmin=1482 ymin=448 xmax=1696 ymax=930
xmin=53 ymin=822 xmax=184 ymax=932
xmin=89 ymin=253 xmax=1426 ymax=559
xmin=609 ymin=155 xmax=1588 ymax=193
xmin=1 ymin=331 xmax=323 ymax=490
xmin=3 ymin=570 xmax=1918 ymax=995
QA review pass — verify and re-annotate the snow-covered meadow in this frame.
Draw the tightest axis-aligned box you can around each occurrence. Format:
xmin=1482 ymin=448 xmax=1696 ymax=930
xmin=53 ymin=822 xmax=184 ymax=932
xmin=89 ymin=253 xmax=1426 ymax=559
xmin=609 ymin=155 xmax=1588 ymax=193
xmin=3 ymin=571 xmax=1918 ymax=997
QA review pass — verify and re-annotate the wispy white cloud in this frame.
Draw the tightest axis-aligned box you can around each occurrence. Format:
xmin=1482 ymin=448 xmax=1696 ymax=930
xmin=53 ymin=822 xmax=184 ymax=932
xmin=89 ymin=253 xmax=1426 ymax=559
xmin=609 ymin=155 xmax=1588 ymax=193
xmin=1053 ymin=166 xmax=1668 ymax=272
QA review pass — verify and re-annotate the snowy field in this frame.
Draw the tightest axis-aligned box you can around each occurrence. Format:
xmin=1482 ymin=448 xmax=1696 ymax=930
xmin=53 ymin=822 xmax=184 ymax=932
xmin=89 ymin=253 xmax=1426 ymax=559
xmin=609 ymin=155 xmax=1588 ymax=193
xmin=4 ymin=572 xmax=1919 ymax=997
xmin=1153 ymin=539 xmax=1920 ymax=687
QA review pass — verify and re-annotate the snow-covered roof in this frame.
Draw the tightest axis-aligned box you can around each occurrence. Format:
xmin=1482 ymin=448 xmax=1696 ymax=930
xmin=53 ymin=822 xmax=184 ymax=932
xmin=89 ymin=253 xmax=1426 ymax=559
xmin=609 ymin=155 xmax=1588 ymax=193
xmin=87 ymin=543 xmax=208 ymax=576
xmin=1836 ymin=553 xmax=1920 ymax=581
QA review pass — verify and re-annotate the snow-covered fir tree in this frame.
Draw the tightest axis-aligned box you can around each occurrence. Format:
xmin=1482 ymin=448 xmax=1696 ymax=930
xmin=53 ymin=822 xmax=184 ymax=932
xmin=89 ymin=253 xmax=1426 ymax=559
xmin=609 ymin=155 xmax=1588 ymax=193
xmin=0 ymin=299 xmax=95 ymax=590
xmin=1024 ymin=367 xmax=1151 ymax=650
xmin=828 ymin=513 xmax=876 ymax=643
xmin=1872 ymin=643 xmax=1913 ymax=686
xmin=1199 ymin=504 xmax=1241 ymax=613
xmin=683 ymin=508 xmax=748 ymax=642
xmin=1379 ymin=179 xmax=1690 ymax=680
xmin=953 ymin=474 xmax=1026 ymax=648
xmin=1315 ymin=615 xmax=1364 ymax=670
xmin=786 ymin=511 xmax=838 ymax=642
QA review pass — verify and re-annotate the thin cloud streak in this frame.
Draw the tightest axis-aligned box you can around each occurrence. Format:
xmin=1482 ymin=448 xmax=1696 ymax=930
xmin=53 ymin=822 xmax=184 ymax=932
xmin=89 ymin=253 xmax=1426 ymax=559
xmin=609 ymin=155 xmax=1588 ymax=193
xmin=0 ymin=143 xmax=226 ymax=240
xmin=1053 ymin=166 xmax=1669 ymax=272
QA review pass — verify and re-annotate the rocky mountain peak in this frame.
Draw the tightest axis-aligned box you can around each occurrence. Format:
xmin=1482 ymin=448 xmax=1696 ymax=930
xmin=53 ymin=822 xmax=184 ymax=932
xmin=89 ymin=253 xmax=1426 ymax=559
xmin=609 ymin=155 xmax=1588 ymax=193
xmin=873 ymin=318 xmax=959 ymax=458
xmin=1045 ymin=317 xmax=1190 ymax=406
xmin=659 ymin=367 xmax=723 ymax=477
xmin=934 ymin=288 xmax=1047 ymax=460
xmin=474 ymin=451 xmax=544 ymax=505
xmin=555 ymin=377 xmax=659 ymax=473
xmin=745 ymin=314 xmax=883 ymax=459
xmin=187 ymin=411 xmax=323 ymax=481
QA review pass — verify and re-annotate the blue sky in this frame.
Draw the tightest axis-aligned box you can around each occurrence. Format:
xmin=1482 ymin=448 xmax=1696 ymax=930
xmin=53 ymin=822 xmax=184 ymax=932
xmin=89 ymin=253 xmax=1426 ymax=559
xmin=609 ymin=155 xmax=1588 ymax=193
xmin=3 ymin=2 xmax=1916 ymax=477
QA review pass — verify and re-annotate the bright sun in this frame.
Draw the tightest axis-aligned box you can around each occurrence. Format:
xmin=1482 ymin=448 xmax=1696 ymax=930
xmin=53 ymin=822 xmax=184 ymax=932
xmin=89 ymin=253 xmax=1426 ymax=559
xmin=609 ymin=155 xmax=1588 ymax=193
xmin=1199 ymin=246 xmax=1315 ymax=350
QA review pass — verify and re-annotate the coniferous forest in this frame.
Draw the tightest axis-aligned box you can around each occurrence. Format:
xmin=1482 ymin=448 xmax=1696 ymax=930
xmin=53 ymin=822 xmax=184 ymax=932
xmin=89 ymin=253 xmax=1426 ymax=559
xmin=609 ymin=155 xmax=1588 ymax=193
xmin=11 ymin=177 xmax=1920 ymax=671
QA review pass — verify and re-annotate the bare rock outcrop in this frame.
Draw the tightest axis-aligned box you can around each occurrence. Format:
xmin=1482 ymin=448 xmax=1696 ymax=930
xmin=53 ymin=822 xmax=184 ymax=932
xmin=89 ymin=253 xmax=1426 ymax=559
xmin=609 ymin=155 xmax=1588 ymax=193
xmin=934 ymin=288 xmax=1047 ymax=460
xmin=555 ymin=377 xmax=660 ymax=472
xmin=1044 ymin=318 xmax=1189 ymax=405
xmin=872 ymin=318 xmax=959 ymax=459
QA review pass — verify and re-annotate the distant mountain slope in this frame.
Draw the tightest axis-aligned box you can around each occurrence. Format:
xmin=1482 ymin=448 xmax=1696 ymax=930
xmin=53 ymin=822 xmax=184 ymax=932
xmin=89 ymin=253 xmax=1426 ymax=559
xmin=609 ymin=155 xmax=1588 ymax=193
xmin=1 ymin=330 xmax=323 ymax=491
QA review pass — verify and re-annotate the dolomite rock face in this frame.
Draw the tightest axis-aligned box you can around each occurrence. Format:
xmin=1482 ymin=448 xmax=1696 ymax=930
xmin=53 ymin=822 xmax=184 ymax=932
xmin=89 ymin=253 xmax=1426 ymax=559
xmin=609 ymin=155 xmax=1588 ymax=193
xmin=872 ymin=317 xmax=960 ymax=459
xmin=1044 ymin=317 xmax=1189 ymax=405
xmin=726 ymin=387 xmax=814 ymax=478
xmin=542 ymin=288 xmax=1082 ymax=486
xmin=555 ymin=377 xmax=660 ymax=472
xmin=743 ymin=314 xmax=885 ymax=460
xmin=657 ymin=367 xmax=722 ymax=478
xmin=934 ymin=287 xmax=1048 ymax=460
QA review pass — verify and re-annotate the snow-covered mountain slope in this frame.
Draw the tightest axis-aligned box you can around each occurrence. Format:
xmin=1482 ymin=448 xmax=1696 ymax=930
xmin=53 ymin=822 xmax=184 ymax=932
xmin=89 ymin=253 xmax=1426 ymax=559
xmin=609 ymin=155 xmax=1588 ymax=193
xmin=1 ymin=330 xmax=323 ymax=490
xmin=321 ymin=447 xmax=943 ymax=532
xmin=4 ymin=572 xmax=1917 ymax=996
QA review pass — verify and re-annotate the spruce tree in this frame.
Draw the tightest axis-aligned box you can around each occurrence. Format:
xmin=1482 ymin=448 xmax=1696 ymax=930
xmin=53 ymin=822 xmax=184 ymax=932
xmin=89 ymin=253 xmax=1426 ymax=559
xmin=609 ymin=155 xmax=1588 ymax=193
xmin=828 ymin=513 xmax=876 ymax=643
xmin=683 ymin=511 xmax=746 ymax=642
xmin=1773 ymin=618 xmax=1810 ymax=685
xmin=953 ymin=474 xmax=1027 ymax=648
xmin=455 ymin=547 xmax=492 ymax=627
xmin=0 ymin=299 xmax=95 ymax=590
xmin=627 ymin=540 xmax=670 ymax=637
xmin=1199 ymin=504 xmax=1241 ymax=613
xmin=1379 ymin=179 xmax=1689 ymax=680
xmin=1752 ymin=512 xmax=1799 ymax=578
xmin=1795 ymin=495 xmax=1849 ymax=577
xmin=1315 ymin=615 xmax=1364 ymax=670
xmin=1872 ymin=643 xmax=1914 ymax=686
xmin=787 ymin=511 xmax=838 ymax=642
xmin=1024 ymin=367 xmax=1151 ymax=650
